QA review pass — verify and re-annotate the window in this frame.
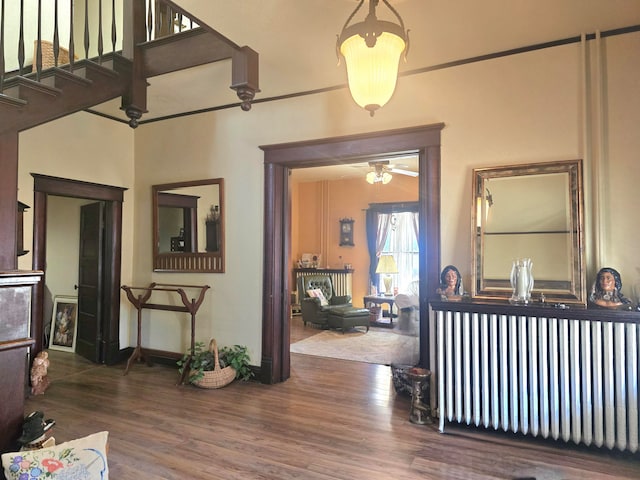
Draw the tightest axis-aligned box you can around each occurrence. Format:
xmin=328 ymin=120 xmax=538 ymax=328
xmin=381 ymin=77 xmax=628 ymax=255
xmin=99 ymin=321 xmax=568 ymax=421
xmin=366 ymin=203 xmax=419 ymax=295
xmin=378 ymin=212 xmax=419 ymax=293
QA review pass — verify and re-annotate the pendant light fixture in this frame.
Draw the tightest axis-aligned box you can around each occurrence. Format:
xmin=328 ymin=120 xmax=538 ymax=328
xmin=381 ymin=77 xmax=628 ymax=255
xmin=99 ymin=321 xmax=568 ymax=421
xmin=337 ymin=0 xmax=409 ymax=116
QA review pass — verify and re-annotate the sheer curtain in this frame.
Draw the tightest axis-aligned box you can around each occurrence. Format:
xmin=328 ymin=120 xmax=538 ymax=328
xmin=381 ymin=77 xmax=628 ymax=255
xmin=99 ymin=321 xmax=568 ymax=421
xmin=377 ymin=212 xmax=419 ymax=294
xmin=366 ymin=210 xmax=392 ymax=290
xmin=367 ymin=206 xmax=419 ymax=295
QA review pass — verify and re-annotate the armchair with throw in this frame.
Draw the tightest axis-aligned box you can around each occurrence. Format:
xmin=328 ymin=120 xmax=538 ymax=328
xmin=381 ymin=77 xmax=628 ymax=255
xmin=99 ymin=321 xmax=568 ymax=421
xmin=297 ymin=275 xmax=352 ymax=328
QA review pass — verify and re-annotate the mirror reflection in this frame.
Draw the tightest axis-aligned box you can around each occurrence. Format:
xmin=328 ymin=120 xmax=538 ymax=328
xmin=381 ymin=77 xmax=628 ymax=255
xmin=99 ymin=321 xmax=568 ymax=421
xmin=153 ymin=179 xmax=224 ymax=273
xmin=472 ymin=160 xmax=585 ymax=304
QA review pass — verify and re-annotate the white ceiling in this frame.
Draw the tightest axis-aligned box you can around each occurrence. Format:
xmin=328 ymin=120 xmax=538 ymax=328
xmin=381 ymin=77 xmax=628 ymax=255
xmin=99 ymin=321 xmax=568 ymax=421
xmin=91 ymin=0 xmax=640 ymax=121
xmin=90 ymin=0 xmax=640 ymax=180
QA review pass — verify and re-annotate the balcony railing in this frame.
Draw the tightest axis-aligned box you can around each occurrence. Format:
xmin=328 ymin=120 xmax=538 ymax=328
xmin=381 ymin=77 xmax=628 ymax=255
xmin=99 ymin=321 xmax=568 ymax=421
xmin=0 ymin=0 xmax=198 ymax=92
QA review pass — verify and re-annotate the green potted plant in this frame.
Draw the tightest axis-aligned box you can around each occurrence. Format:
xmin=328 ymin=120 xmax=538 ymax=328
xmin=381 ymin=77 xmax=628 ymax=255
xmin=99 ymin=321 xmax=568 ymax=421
xmin=177 ymin=340 xmax=254 ymax=386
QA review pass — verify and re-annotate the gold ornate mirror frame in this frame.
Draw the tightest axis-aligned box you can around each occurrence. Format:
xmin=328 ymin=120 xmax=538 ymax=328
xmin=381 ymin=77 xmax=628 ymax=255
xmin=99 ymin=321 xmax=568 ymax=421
xmin=471 ymin=159 xmax=585 ymax=305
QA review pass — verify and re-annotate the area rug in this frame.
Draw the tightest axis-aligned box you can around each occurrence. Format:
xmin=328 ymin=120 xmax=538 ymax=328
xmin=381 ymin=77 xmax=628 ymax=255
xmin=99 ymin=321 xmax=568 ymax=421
xmin=290 ymin=328 xmax=419 ymax=365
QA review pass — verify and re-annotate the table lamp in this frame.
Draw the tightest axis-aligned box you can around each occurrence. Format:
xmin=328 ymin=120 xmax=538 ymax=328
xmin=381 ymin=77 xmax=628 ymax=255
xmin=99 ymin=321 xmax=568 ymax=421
xmin=376 ymin=254 xmax=398 ymax=296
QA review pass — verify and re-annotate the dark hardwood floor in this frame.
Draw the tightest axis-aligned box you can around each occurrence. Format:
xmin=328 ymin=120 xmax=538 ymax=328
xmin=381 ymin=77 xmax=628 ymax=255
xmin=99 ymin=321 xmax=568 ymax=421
xmin=23 ymin=319 xmax=640 ymax=479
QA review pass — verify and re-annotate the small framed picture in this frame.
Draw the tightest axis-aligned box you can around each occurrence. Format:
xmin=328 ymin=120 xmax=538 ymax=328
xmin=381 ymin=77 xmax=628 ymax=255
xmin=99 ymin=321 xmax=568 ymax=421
xmin=49 ymin=296 xmax=79 ymax=353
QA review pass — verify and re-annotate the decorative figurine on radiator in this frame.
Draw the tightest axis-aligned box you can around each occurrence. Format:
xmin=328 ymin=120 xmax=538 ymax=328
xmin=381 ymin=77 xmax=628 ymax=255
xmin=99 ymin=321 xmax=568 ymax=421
xmin=589 ymin=267 xmax=632 ymax=309
xmin=30 ymin=350 xmax=50 ymax=395
xmin=436 ymin=265 xmax=464 ymax=300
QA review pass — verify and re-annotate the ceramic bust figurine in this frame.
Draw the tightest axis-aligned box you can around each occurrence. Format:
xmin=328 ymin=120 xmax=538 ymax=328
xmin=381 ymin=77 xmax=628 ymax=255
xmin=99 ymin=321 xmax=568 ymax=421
xmin=589 ymin=267 xmax=632 ymax=308
xmin=436 ymin=265 xmax=464 ymax=299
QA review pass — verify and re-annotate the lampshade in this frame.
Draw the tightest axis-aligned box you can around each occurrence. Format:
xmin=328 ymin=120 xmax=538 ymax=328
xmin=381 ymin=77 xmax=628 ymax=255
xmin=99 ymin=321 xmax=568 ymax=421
xmin=376 ymin=254 xmax=398 ymax=274
xmin=337 ymin=0 xmax=409 ymax=116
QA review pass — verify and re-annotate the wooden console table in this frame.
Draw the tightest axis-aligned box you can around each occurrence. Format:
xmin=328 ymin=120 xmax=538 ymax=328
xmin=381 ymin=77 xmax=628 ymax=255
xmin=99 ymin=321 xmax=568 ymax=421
xmin=121 ymin=283 xmax=209 ymax=384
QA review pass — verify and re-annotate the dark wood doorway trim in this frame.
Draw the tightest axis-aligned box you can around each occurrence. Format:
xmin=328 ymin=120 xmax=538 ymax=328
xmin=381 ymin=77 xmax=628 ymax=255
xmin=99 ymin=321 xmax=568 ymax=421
xmin=260 ymin=124 xmax=444 ymax=384
xmin=31 ymin=174 xmax=127 ymax=365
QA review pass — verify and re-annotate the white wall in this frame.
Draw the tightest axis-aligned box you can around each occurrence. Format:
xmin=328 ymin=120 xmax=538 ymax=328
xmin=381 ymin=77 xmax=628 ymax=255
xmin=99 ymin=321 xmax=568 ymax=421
xmin=600 ymin=33 xmax=640 ymax=301
xmin=42 ymin=196 xmax=85 ymax=338
xmin=15 ymin=31 xmax=640 ymax=366
xmin=133 ymin=32 xmax=639 ymax=363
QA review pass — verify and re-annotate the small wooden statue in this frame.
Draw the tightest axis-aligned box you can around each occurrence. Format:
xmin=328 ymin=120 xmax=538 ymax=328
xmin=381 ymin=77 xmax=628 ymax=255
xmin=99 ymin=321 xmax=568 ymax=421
xmin=30 ymin=350 xmax=50 ymax=395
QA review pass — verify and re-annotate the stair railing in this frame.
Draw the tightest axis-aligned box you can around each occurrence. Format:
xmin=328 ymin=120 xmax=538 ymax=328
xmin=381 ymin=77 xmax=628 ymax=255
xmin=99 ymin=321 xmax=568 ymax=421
xmin=0 ymin=0 xmax=199 ymax=94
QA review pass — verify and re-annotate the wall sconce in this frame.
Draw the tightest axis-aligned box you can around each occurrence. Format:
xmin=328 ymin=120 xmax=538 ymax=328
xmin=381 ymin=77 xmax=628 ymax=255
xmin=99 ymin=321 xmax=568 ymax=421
xmin=476 ymin=188 xmax=493 ymax=228
xmin=337 ymin=0 xmax=409 ymax=116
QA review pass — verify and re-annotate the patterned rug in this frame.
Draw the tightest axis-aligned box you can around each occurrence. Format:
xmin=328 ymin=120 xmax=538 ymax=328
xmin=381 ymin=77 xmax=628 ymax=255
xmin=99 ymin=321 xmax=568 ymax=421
xmin=290 ymin=328 xmax=419 ymax=365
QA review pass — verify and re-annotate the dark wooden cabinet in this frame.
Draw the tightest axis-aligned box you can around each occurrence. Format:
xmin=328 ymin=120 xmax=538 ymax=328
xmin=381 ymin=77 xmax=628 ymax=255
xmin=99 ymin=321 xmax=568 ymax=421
xmin=0 ymin=271 xmax=42 ymax=453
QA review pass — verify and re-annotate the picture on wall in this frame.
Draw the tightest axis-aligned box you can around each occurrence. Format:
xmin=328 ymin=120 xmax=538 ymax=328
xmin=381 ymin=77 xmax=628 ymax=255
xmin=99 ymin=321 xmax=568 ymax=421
xmin=49 ymin=296 xmax=78 ymax=353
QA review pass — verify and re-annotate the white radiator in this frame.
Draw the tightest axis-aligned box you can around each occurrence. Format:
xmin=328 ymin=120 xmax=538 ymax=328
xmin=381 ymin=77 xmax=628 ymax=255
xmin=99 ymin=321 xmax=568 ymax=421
xmin=294 ymin=269 xmax=353 ymax=298
xmin=435 ymin=310 xmax=639 ymax=452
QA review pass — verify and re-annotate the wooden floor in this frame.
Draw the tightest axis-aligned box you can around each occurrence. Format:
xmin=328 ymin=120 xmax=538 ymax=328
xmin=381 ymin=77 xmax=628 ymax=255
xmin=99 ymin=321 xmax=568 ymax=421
xmin=24 ymin=320 xmax=640 ymax=479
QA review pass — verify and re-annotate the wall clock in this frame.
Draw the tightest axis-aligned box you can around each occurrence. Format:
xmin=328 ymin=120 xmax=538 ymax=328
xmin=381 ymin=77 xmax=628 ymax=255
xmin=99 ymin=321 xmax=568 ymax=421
xmin=339 ymin=218 xmax=355 ymax=246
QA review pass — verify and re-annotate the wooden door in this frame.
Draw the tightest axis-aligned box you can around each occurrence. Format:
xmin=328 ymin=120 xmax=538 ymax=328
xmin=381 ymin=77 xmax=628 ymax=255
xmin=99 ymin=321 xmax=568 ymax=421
xmin=75 ymin=202 xmax=104 ymax=363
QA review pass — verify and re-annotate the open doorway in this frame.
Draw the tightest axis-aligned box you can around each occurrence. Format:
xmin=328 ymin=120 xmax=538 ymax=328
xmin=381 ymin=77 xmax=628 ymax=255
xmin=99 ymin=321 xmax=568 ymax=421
xmin=288 ymin=162 xmax=420 ymax=365
xmin=31 ymin=174 xmax=126 ymax=365
xmin=260 ymin=124 xmax=444 ymax=384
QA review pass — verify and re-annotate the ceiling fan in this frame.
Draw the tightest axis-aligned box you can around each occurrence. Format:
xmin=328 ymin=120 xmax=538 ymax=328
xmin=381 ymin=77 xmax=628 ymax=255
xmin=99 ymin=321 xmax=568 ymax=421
xmin=366 ymin=160 xmax=418 ymax=184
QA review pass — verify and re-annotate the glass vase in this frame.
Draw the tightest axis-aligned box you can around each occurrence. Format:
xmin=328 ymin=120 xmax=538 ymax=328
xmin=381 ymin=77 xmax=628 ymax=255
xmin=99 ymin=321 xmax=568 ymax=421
xmin=510 ymin=258 xmax=534 ymax=304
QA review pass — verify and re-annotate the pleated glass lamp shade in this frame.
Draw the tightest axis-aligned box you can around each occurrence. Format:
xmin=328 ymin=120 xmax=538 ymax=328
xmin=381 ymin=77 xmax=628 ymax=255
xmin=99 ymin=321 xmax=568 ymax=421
xmin=340 ymin=31 xmax=406 ymax=115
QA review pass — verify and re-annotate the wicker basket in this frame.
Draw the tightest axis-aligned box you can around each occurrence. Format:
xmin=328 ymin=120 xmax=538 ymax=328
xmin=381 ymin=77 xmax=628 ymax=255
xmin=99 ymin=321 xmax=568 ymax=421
xmin=193 ymin=339 xmax=236 ymax=389
xmin=34 ymin=40 xmax=75 ymax=69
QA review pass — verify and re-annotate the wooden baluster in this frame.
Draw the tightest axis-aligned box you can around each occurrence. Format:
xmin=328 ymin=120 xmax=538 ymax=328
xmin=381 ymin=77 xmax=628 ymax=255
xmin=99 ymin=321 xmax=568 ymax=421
xmin=158 ymin=3 xmax=165 ymax=38
xmin=97 ymin=0 xmax=103 ymax=63
xmin=111 ymin=0 xmax=117 ymax=54
xmin=53 ymin=0 xmax=59 ymax=66
xmin=147 ymin=0 xmax=153 ymax=41
xmin=84 ymin=0 xmax=89 ymax=59
xmin=18 ymin=0 xmax=24 ymax=75
xmin=177 ymin=13 xmax=183 ymax=33
xmin=69 ymin=0 xmax=75 ymax=72
xmin=35 ymin=0 xmax=42 ymax=81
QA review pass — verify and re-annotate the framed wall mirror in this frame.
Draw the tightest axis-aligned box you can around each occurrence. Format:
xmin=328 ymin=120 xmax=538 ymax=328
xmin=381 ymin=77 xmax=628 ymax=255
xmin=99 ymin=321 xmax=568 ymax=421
xmin=152 ymin=178 xmax=225 ymax=273
xmin=471 ymin=159 xmax=585 ymax=305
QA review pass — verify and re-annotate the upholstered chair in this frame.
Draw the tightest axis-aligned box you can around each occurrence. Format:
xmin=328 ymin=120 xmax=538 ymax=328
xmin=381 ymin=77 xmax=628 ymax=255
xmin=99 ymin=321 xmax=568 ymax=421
xmin=395 ymin=280 xmax=419 ymax=335
xmin=297 ymin=275 xmax=352 ymax=327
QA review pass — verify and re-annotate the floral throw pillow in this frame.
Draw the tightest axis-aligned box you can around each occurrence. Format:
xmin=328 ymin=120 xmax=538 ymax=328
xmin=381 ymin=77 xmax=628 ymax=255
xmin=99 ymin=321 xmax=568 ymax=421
xmin=306 ymin=288 xmax=328 ymax=306
xmin=2 ymin=431 xmax=109 ymax=480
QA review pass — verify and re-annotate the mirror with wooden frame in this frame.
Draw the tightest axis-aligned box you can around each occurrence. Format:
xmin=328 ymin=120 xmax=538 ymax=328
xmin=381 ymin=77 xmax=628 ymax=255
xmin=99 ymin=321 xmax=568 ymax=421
xmin=152 ymin=178 xmax=225 ymax=273
xmin=471 ymin=159 xmax=585 ymax=305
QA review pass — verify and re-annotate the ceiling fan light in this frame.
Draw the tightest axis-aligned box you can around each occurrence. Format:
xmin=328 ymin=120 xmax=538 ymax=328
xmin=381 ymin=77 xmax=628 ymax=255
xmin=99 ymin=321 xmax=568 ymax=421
xmin=381 ymin=171 xmax=393 ymax=184
xmin=340 ymin=31 xmax=405 ymax=113
xmin=366 ymin=171 xmax=377 ymax=184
